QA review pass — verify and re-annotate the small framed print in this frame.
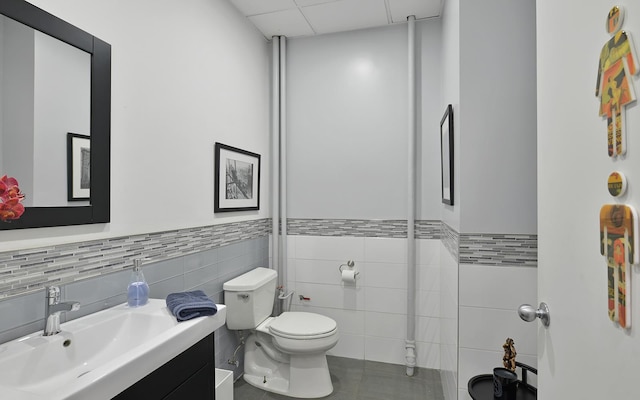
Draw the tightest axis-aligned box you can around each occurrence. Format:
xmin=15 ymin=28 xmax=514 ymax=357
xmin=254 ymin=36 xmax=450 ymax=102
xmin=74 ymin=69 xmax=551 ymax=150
xmin=440 ymin=104 xmax=454 ymax=205
xmin=214 ymin=142 xmax=260 ymax=213
xmin=67 ymin=133 xmax=90 ymax=201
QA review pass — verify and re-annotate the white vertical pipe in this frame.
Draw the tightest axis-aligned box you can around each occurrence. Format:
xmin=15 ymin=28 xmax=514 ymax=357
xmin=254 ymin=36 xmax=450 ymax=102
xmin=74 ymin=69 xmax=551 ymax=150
xmin=272 ymin=37 xmax=280 ymax=280
xmin=279 ymin=36 xmax=288 ymax=292
xmin=405 ymin=15 xmax=417 ymax=377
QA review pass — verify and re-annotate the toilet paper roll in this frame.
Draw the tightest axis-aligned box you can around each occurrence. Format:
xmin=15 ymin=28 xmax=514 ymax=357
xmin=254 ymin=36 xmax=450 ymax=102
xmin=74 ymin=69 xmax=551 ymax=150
xmin=341 ymin=269 xmax=357 ymax=283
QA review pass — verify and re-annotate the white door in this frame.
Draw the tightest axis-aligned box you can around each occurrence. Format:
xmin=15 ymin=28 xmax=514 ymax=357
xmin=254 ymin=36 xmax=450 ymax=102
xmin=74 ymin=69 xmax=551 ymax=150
xmin=538 ymin=0 xmax=640 ymax=397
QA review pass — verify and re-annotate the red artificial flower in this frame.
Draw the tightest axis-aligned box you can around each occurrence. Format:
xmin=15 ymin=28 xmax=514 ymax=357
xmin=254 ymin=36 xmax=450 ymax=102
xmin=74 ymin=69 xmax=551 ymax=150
xmin=0 ymin=175 xmax=24 ymax=202
xmin=0 ymin=197 xmax=25 ymax=222
xmin=0 ymin=175 xmax=25 ymax=222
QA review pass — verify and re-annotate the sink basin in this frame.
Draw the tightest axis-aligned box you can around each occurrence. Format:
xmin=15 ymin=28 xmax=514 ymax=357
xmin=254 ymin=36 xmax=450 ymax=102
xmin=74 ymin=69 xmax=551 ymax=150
xmin=0 ymin=298 xmax=226 ymax=400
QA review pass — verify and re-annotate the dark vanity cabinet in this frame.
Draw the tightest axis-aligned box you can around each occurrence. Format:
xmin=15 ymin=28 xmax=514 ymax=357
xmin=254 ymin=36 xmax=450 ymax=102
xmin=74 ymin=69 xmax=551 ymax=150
xmin=113 ymin=333 xmax=215 ymax=400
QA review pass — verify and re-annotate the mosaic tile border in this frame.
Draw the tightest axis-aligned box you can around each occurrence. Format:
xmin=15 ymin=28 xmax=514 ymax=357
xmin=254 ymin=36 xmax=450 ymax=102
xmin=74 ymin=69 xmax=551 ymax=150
xmin=287 ymin=219 xmax=406 ymax=238
xmin=0 ymin=219 xmax=270 ymax=300
xmin=459 ymin=233 xmax=538 ymax=267
xmin=287 ymin=219 xmax=442 ymax=239
xmin=0 ymin=217 xmax=538 ymax=300
xmin=415 ymin=220 xmax=442 ymax=240
xmin=286 ymin=219 xmax=537 ymax=266
xmin=441 ymin=223 xmax=459 ymax=261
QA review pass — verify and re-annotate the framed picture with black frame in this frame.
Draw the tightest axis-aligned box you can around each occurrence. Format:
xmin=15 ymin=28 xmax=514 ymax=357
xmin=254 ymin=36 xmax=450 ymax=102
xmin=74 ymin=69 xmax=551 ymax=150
xmin=440 ymin=104 xmax=454 ymax=205
xmin=67 ymin=132 xmax=91 ymax=201
xmin=214 ymin=142 xmax=261 ymax=213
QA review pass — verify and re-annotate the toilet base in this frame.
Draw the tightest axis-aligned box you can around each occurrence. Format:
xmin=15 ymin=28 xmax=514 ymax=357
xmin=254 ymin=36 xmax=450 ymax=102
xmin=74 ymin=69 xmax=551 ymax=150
xmin=244 ymin=334 xmax=333 ymax=398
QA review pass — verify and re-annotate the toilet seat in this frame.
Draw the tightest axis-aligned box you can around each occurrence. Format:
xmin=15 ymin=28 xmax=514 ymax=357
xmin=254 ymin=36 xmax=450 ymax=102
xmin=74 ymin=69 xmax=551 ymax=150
xmin=256 ymin=313 xmax=339 ymax=355
xmin=269 ymin=312 xmax=337 ymax=339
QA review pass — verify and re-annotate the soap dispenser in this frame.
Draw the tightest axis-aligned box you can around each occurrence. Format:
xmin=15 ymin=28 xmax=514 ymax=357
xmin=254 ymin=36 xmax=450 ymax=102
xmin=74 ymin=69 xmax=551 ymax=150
xmin=127 ymin=259 xmax=149 ymax=307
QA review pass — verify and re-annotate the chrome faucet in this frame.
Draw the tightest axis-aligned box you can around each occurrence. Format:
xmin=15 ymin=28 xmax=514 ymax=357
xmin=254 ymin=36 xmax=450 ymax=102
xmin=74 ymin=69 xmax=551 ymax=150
xmin=44 ymin=286 xmax=80 ymax=336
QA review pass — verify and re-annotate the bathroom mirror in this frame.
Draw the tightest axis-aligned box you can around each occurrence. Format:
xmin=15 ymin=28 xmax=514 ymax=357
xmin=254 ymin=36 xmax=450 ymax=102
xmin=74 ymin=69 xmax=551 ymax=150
xmin=0 ymin=0 xmax=110 ymax=229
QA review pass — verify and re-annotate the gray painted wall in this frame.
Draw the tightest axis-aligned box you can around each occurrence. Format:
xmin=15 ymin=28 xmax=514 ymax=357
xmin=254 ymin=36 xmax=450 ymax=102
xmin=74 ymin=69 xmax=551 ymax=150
xmin=286 ymin=20 xmax=442 ymax=221
xmin=440 ymin=0 xmax=461 ymax=233
xmin=1 ymin=17 xmax=35 ymax=202
xmin=32 ymin=31 xmax=91 ymax=206
xmin=459 ymin=0 xmax=537 ymax=234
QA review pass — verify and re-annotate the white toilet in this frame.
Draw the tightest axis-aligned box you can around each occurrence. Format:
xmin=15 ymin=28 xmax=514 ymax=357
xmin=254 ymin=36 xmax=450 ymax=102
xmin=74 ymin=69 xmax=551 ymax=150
xmin=223 ymin=267 xmax=339 ymax=398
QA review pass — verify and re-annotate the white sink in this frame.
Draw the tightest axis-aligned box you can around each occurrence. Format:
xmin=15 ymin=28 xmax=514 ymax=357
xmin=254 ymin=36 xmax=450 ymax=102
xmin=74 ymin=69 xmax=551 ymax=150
xmin=0 ymin=298 xmax=226 ymax=400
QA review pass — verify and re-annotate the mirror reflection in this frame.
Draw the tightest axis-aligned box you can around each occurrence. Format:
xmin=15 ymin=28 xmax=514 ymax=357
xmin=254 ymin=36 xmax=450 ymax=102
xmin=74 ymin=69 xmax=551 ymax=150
xmin=0 ymin=14 xmax=91 ymax=207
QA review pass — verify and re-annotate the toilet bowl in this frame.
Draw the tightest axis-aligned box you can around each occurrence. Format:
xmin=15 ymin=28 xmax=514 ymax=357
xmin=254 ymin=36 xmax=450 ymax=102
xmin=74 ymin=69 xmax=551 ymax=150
xmin=264 ymin=312 xmax=338 ymax=354
xmin=223 ymin=267 xmax=339 ymax=398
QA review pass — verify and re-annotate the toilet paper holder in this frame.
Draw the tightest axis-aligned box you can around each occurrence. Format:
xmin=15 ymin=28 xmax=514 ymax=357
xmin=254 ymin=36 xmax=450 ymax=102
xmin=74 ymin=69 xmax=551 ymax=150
xmin=338 ymin=260 xmax=358 ymax=277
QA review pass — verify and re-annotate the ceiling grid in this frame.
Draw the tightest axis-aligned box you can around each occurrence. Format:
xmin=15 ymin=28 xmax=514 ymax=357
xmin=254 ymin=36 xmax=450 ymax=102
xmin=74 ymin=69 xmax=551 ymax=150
xmin=229 ymin=0 xmax=443 ymax=38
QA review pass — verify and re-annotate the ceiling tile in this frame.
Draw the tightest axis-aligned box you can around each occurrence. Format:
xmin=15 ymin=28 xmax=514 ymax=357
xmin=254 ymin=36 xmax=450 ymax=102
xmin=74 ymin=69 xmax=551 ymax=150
xmin=294 ymin=0 xmax=340 ymax=6
xmin=302 ymin=0 xmax=389 ymax=35
xmin=230 ymin=0 xmax=297 ymax=16
xmin=249 ymin=9 xmax=315 ymax=38
xmin=387 ymin=0 xmax=442 ymax=23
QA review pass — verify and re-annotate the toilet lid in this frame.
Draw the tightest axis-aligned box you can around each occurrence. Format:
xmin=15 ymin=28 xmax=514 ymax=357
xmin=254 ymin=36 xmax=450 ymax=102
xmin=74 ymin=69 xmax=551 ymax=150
xmin=269 ymin=312 xmax=337 ymax=339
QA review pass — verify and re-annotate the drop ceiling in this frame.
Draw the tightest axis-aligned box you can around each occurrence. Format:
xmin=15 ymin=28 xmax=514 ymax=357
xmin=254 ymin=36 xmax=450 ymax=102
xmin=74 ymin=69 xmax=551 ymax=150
xmin=228 ymin=0 xmax=443 ymax=39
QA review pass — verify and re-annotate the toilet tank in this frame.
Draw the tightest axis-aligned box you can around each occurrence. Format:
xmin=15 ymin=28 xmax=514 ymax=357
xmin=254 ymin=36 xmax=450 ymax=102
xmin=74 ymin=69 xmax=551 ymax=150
xmin=223 ymin=267 xmax=277 ymax=330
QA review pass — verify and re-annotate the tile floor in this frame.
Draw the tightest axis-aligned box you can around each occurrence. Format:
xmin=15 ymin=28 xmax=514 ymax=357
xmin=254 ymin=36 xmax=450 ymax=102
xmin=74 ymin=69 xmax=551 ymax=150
xmin=233 ymin=356 xmax=445 ymax=400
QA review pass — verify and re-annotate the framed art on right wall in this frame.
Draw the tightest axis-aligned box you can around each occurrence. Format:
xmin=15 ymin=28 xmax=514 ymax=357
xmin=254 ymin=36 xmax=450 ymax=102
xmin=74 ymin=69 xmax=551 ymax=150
xmin=440 ymin=104 xmax=454 ymax=205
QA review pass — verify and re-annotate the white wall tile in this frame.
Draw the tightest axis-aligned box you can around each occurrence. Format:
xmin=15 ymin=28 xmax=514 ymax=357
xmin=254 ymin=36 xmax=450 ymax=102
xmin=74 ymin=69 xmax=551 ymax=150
xmin=416 ymin=341 xmax=440 ymax=369
xmin=287 ymin=234 xmax=478 ymax=380
xmin=364 ymin=336 xmax=406 ymax=365
xmin=286 ymin=258 xmax=296 ymax=283
xmin=417 ymin=290 xmax=441 ymax=317
xmin=440 ymin=287 xmax=457 ymax=319
xmin=365 ymin=311 xmax=406 ymax=339
xmin=363 ymin=261 xmax=407 ymax=289
xmin=440 ymin=242 xmax=457 ymax=266
xmin=294 ymin=282 xmax=364 ymax=310
xmin=459 ymin=264 xmax=537 ymax=310
xmin=440 ymin=317 xmax=457 ymax=346
xmin=440 ymin=229 xmax=458 ymax=395
xmin=295 ymin=258 xmax=343 ymax=284
xmin=286 ymin=235 xmax=296 ymax=258
xmin=418 ymin=264 xmax=440 ymax=292
xmin=364 ymin=237 xmax=407 ymax=263
xmin=440 ymin=369 xmax=457 ymax=400
xmin=417 ymin=239 xmax=440 ymax=265
xmin=459 ymin=306 xmax=537 ymax=355
xmin=268 ymin=234 xmax=273 ymax=268
xmin=458 ymin=348 xmax=501 ymax=392
xmin=294 ymin=235 xmax=365 ymax=261
xmin=440 ymin=343 xmax=457 ymax=371
xmin=329 ymin=332 xmax=365 ymax=359
xmin=364 ymin=287 xmax=407 ymax=314
xmin=292 ymin=304 xmax=365 ymax=335
xmin=416 ymin=316 xmax=441 ymax=344
xmin=440 ymin=238 xmax=458 ymax=369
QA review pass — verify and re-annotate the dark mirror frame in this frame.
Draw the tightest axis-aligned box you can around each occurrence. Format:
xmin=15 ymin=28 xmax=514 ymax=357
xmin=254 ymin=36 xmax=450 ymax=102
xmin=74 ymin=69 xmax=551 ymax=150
xmin=0 ymin=0 xmax=110 ymax=230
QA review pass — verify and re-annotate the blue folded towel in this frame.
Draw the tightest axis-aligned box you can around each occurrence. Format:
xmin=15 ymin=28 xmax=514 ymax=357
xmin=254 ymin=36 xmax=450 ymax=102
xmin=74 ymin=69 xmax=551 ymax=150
xmin=166 ymin=290 xmax=217 ymax=322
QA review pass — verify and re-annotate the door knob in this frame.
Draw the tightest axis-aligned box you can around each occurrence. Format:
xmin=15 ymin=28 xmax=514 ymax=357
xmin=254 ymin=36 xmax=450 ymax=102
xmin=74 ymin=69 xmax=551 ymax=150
xmin=518 ymin=302 xmax=550 ymax=327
